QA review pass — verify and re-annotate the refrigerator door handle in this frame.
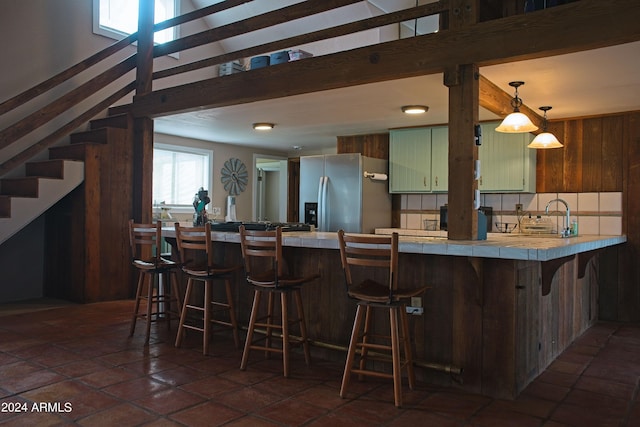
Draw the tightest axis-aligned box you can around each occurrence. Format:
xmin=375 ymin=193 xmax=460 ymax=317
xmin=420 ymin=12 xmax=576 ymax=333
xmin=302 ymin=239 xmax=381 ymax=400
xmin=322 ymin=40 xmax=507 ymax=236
xmin=320 ymin=176 xmax=329 ymax=231
xmin=317 ymin=176 xmax=325 ymax=231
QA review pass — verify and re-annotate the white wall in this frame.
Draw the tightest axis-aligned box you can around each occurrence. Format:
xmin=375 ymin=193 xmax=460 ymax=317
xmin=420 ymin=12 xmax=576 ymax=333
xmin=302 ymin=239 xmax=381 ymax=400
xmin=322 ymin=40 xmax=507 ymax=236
xmin=153 ymin=133 xmax=287 ymax=223
xmin=0 ymin=0 xmax=223 ymax=174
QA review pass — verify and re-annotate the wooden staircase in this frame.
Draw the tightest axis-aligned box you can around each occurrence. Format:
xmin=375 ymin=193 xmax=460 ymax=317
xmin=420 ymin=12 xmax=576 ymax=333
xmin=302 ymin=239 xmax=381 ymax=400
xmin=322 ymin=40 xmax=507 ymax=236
xmin=0 ymin=159 xmax=84 ymax=245
xmin=0 ymin=113 xmax=135 ymax=303
xmin=0 ymin=114 xmax=130 ymax=246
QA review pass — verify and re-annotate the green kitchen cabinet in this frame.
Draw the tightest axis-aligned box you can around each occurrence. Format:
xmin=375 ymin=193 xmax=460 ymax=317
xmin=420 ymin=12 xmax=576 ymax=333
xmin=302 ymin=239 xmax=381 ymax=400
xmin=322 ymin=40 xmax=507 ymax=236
xmin=390 ymin=122 xmax=535 ymax=193
xmin=430 ymin=126 xmax=448 ymax=192
xmin=478 ymin=122 xmax=536 ymax=193
xmin=389 ymin=128 xmax=432 ymax=192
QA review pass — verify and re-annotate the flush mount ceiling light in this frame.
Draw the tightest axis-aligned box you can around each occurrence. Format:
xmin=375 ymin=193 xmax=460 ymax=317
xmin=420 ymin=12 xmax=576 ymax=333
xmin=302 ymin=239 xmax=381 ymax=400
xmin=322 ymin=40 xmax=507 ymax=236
xmin=528 ymin=106 xmax=563 ymax=149
xmin=401 ymin=105 xmax=429 ymax=114
xmin=495 ymin=81 xmax=539 ymax=133
xmin=252 ymin=122 xmax=274 ymax=130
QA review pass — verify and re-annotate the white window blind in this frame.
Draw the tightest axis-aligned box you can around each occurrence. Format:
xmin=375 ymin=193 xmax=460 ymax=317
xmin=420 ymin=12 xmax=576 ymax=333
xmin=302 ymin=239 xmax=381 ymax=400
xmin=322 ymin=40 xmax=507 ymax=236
xmin=153 ymin=145 xmax=211 ymax=207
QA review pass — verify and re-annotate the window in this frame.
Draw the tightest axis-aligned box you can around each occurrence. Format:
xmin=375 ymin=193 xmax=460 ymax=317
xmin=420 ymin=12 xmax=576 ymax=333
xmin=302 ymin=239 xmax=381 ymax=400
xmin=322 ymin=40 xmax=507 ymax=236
xmin=93 ymin=0 xmax=179 ymax=44
xmin=153 ymin=144 xmax=212 ymax=207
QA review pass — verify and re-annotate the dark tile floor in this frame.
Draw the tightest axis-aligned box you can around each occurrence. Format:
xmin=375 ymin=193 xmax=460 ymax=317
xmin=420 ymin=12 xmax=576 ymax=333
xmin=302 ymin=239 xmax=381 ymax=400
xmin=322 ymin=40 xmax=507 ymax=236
xmin=0 ymin=300 xmax=639 ymax=426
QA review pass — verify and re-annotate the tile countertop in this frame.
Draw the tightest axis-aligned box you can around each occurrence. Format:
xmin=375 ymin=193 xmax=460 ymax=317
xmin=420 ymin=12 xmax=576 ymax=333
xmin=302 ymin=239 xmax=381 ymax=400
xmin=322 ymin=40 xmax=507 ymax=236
xmin=162 ymin=227 xmax=626 ymax=262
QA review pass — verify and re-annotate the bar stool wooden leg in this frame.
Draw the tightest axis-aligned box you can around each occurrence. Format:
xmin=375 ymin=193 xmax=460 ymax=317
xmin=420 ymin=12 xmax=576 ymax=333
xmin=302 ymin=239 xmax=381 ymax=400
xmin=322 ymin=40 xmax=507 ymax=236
xmin=224 ymin=278 xmax=240 ymax=348
xmin=359 ymin=304 xmax=373 ymax=377
xmin=400 ymin=304 xmax=416 ymax=390
xmin=241 ymin=289 xmax=261 ymax=371
xmin=281 ymin=292 xmax=290 ymax=378
xmin=265 ymin=291 xmax=275 ymax=356
xmin=203 ymin=279 xmax=212 ymax=355
xmin=175 ymin=278 xmax=194 ymax=348
xmin=159 ymin=272 xmax=170 ymax=331
xmin=144 ymin=273 xmax=155 ymax=344
xmin=341 ymin=303 xmax=366 ymax=399
xmin=294 ymin=289 xmax=311 ymax=366
xmin=129 ymin=272 xmax=145 ymax=337
xmin=389 ymin=306 xmax=402 ymax=408
xmin=169 ymin=270 xmax=182 ymax=324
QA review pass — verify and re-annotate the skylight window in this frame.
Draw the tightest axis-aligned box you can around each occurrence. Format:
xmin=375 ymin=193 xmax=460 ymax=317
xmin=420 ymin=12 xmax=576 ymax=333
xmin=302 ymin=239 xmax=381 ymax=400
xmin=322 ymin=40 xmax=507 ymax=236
xmin=93 ymin=0 xmax=179 ymax=44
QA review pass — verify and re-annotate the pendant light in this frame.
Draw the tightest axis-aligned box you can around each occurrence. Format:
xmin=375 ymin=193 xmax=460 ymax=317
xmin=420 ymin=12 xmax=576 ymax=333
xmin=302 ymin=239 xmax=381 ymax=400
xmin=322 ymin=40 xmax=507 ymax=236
xmin=496 ymin=81 xmax=539 ymax=133
xmin=528 ymin=106 xmax=563 ymax=149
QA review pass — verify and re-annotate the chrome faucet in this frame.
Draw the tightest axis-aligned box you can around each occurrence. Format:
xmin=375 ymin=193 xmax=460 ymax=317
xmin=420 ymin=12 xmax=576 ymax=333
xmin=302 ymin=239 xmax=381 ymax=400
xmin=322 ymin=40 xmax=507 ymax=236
xmin=545 ymin=198 xmax=571 ymax=237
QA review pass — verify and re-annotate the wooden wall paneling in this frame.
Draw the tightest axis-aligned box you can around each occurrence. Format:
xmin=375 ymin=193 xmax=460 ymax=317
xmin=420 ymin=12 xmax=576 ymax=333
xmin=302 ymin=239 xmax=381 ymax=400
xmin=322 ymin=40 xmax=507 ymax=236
xmin=515 ymin=261 xmax=540 ymax=393
xmin=336 ymin=133 xmax=389 ymax=159
xmin=410 ymin=254 xmax=453 ymax=366
xmin=83 ymin=144 xmax=102 ymax=303
xmin=539 ymin=269 xmax=559 ymax=369
xmin=559 ymin=261 xmax=576 ymax=350
xmin=536 ymin=120 xmax=565 ymax=193
xmin=601 ymin=115 xmax=624 ymax=191
xmin=563 ymin=119 xmax=583 ymax=192
xmin=598 ymin=247 xmax=620 ymax=321
xmin=102 ymin=131 xmax=134 ymax=300
xmin=452 ymin=256 xmax=483 ymax=394
xmin=582 ymin=117 xmax=603 ymax=191
xmin=481 ymin=258 xmax=516 ymax=398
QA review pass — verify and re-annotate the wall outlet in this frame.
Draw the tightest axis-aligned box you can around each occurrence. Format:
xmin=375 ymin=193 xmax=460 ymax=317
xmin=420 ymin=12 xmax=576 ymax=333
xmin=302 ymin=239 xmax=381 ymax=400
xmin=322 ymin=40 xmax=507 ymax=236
xmin=406 ymin=306 xmax=424 ymax=315
xmin=410 ymin=296 xmax=422 ymax=307
xmin=212 ymin=207 xmax=221 ymax=216
xmin=515 ymin=203 xmax=523 ymax=213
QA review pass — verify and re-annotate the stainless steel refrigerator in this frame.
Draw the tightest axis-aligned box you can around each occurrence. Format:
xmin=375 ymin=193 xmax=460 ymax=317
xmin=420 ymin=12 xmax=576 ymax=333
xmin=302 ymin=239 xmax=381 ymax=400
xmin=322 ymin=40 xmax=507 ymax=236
xmin=299 ymin=153 xmax=391 ymax=233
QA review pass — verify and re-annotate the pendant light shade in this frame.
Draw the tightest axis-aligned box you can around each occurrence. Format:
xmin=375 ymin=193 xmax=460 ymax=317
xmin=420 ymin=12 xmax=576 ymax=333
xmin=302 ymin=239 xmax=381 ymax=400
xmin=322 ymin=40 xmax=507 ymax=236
xmin=528 ymin=106 xmax=563 ymax=149
xmin=496 ymin=81 xmax=539 ymax=133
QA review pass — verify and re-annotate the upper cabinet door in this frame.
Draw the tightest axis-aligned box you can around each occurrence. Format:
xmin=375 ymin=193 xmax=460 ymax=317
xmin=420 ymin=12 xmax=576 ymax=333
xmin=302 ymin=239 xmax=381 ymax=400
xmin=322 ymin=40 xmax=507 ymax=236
xmin=389 ymin=128 xmax=432 ymax=193
xmin=478 ymin=122 xmax=536 ymax=193
xmin=430 ymin=126 xmax=448 ymax=192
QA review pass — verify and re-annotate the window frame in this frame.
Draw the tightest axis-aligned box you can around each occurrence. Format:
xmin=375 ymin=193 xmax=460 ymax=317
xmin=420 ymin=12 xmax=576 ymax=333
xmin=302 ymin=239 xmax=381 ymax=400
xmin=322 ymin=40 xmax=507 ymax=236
xmin=153 ymin=142 xmax=213 ymax=211
xmin=92 ymin=0 xmax=180 ymax=49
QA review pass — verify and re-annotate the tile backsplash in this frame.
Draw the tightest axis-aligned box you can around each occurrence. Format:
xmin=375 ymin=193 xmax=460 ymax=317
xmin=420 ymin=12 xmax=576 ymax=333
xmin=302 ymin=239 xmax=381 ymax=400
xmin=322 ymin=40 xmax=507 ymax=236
xmin=399 ymin=192 xmax=623 ymax=236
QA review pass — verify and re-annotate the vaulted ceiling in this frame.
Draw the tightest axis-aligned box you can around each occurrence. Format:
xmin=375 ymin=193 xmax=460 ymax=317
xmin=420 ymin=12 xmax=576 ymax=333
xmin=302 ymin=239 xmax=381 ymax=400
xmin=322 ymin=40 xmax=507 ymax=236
xmin=154 ymin=1 xmax=640 ymax=153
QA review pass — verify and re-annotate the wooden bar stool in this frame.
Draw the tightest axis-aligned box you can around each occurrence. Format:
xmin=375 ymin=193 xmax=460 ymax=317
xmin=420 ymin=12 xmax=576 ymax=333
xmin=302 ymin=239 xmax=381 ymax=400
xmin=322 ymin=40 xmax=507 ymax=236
xmin=238 ymin=225 xmax=320 ymax=377
xmin=337 ymin=230 xmax=429 ymax=408
xmin=173 ymin=222 xmax=242 ymax=355
xmin=128 ymin=220 xmax=182 ymax=344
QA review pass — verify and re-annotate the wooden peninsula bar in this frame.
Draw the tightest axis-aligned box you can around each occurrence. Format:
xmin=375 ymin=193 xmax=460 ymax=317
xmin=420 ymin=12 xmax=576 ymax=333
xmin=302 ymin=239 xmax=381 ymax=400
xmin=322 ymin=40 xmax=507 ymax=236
xmin=164 ymin=227 xmax=625 ymax=399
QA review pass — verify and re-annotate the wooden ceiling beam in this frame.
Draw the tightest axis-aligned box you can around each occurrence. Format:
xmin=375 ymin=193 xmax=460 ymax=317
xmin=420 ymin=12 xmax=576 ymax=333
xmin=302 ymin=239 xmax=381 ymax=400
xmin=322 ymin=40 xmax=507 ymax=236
xmin=132 ymin=0 xmax=640 ymax=118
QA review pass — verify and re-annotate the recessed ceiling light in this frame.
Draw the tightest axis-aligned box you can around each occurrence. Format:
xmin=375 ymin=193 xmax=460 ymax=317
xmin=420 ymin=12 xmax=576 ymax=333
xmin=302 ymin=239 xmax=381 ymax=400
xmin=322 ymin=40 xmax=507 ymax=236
xmin=401 ymin=105 xmax=428 ymax=114
xmin=253 ymin=122 xmax=275 ymax=130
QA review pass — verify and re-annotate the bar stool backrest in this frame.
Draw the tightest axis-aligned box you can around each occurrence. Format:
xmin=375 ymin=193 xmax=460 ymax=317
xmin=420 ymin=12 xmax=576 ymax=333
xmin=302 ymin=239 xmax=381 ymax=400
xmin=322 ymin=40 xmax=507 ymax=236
xmin=173 ymin=222 xmax=213 ymax=271
xmin=337 ymin=230 xmax=399 ymax=302
xmin=129 ymin=220 xmax=163 ymax=266
xmin=238 ymin=225 xmax=284 ymax=286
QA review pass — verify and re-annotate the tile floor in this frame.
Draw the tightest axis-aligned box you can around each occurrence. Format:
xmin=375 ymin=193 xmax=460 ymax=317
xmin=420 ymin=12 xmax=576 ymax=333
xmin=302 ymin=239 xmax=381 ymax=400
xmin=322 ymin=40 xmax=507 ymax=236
xmin=0 ymin=300 xmax=639 ymax=426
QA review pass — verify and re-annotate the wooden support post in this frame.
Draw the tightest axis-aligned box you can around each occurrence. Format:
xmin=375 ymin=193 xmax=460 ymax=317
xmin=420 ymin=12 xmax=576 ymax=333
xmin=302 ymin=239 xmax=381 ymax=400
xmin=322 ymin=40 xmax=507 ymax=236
xmin=132 ymin=0 xmax=155 ymax=223
xmin=136 ymin=0 xmax=154 ymax=96
xmin=446 ymin=64 xmax=479 ymax=240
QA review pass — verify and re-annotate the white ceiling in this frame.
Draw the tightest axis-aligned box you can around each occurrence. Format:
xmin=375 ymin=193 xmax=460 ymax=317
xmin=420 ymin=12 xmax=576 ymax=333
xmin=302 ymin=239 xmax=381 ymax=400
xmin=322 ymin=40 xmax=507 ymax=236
xmin=154 ymin=1 xmax=640 ymax=154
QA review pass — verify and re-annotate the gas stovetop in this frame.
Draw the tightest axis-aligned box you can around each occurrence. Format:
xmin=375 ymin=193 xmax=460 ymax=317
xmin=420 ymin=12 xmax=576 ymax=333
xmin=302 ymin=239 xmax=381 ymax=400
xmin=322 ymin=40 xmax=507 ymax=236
xmin=209 ymin=221 xmax=312 ymax=232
